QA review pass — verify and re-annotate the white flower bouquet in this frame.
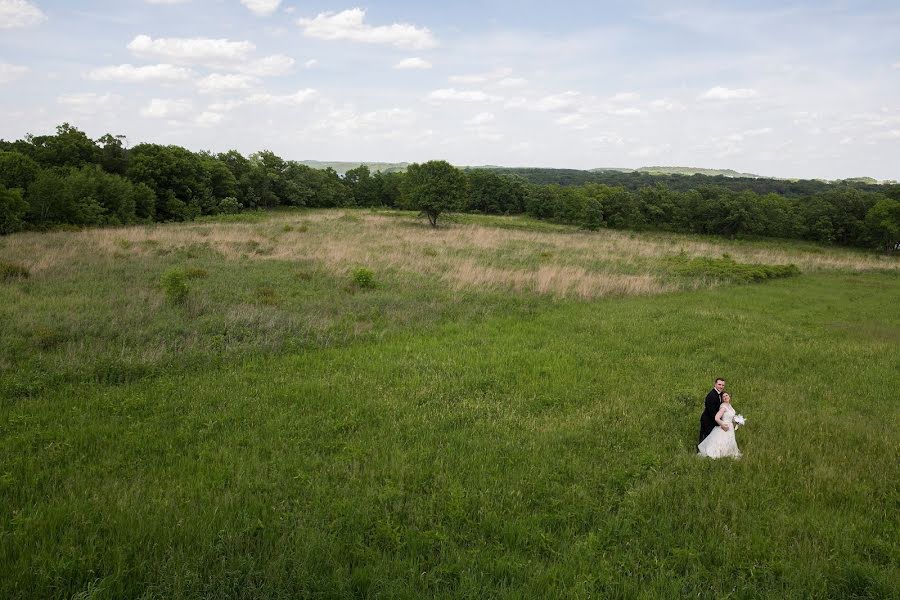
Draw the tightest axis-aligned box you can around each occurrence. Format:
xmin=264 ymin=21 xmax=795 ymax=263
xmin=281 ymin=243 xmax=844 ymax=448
xmin=733 ymin=414 xmax=746 ymax=430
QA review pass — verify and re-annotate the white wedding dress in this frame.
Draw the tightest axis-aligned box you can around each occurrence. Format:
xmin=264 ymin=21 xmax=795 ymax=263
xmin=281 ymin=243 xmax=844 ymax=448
xmin=697 ymin=404 xmax=742 ymax=459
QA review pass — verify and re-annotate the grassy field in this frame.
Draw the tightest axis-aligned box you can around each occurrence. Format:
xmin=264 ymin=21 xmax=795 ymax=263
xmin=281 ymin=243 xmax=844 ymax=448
xmin=1 ymin=209 xmax=898 ymax=598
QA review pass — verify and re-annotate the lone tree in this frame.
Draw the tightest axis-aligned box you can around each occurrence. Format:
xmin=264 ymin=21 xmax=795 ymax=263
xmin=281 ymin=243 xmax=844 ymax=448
xmin=400 ymin=160 xmax=467 ymax=227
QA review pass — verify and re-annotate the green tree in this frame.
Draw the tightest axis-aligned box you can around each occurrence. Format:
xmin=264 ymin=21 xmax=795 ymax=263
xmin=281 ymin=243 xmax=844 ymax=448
xmin=864 ymin=198 xmax=900 ymax=251
xmin=127 ymin=144 xmax=212 ymax=221
xmin=26 ymin=123 xmax=100 ymax=168
xmin=372 ymin=171 xmax=404 ymax=207
xmin=0 ymin=185 xmax=29 ymax=234
xmin=97 ymin=133 xmax=128 ymax=175
xmin=524 ymin=184 xmax=558 ymax=219
xmin=200 ymin=155 xmax=238 ymax=206
xmin=0 ymin=151 xmax=41 ymax=190
xmin=344 ymin=165 xmax=380 ymax=207
xmin=400 ymin=160 xmax=467 ymax=227
xmin=467 ymin=170 xmax=526 ymax=214
xmin=131 ymin=182 xmax=157 ymax=222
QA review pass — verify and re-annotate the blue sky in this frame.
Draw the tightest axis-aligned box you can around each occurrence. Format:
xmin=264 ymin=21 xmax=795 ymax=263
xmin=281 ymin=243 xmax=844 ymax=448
xmin=1 ymin=0 xmax=899 ymax=179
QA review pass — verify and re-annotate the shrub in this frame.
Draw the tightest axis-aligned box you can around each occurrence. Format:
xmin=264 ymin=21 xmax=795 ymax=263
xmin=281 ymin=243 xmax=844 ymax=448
xmin=669 ymin=255 xmax=800 ymax=283
xmin=218 ymin=196 xmax=243 ymax=214
xmin=351 ymin=268 xmax=376 ymax=289
xmin=161 ymin=267 xmax=189 ymax=304
xmin=184 ymin=267 xmax=209 ymax=279
xmin=1 ymin=260 xmax=29 ymax=281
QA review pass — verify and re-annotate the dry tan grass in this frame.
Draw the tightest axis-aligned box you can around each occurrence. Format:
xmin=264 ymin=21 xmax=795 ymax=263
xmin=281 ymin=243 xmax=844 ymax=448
xmin=2 ymin=209 xmax=896 ymax=300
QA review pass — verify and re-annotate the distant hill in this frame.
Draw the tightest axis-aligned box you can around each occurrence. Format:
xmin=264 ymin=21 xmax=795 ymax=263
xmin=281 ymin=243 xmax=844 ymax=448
xmin=839 ymin=177 xmax=879 ymax=184
xmin=589 ymin=166 xmax=766 ymax=178
xmin=297 ymin=161 xmax=891 ymax=185
xmin=297 ymin=160 xmax=409 ymax=175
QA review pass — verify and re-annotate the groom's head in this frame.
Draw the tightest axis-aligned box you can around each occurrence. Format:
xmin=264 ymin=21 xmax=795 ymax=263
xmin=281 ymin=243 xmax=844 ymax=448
xmin=714 ymin=378 xmax=725 ymax=394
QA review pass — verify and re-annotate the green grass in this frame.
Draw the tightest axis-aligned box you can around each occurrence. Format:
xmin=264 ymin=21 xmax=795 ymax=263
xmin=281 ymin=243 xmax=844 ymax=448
xmin=1 ymin=211 xmax=898 ymax=598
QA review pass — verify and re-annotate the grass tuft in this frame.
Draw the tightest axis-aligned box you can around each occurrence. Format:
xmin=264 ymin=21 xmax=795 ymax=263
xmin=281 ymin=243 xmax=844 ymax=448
xmin=1 ymin=260 xmax=30 ymax=281
xmin=254 ymin=285 xmax=278 ymax=305
xmin=351 ymin=267 xmax=376 ymax=289
xmin=160 ymin=267 xmax=189 ymax=304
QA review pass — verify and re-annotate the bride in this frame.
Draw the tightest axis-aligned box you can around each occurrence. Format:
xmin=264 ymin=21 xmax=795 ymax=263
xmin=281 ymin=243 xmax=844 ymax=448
xmin=697 ymin=392 xmax=742 ymax=458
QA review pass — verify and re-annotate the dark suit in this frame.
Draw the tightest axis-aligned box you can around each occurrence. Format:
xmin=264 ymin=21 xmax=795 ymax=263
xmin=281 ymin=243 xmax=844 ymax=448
xmin=698 ymin=388 xmax=722 ymax=445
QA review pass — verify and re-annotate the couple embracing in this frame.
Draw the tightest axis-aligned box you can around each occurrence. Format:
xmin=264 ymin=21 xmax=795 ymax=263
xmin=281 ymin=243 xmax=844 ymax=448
xmin=697 ymin=377 xmax=743 ymax=458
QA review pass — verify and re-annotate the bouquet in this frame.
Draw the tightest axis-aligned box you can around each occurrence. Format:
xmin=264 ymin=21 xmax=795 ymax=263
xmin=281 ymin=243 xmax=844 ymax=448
xmin=733 ymin=414 xmax=746 ymax=430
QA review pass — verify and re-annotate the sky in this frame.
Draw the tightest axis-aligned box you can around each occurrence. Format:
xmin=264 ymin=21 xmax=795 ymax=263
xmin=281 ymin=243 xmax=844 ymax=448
xmin=1 ymin=0 xmax=899 ymax=180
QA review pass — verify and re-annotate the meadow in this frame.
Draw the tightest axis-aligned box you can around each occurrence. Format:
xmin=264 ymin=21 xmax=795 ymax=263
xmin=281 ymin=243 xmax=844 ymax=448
xmin=1 ymin=209 xmax=898 ymax=598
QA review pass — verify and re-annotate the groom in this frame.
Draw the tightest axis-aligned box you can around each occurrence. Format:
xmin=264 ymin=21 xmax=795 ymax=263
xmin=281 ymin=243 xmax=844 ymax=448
xmin=698 ymin=378 xmax=726 ymax=445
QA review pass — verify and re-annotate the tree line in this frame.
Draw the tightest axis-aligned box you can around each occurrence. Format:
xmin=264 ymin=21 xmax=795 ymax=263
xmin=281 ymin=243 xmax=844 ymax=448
xmin=478 ymin=167 xmax=893 ymax=197
xmin=1 ymin=123 xmax=897 ymax=251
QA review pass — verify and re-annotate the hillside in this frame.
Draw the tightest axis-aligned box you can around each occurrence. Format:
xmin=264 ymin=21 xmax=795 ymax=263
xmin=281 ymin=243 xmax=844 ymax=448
xmin=634 ymin=165 xmax=765 ymax=178
xmin=296 ymin=160 xmax=409 ymax=174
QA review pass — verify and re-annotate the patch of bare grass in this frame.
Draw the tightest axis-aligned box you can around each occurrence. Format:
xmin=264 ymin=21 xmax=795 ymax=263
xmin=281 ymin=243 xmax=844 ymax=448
xmin=2 ymin=209 xmax=895 ymax=299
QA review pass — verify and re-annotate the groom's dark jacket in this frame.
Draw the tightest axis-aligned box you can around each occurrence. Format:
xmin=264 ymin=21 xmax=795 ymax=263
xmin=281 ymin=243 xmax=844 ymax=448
xmin=698 ymin=388 xmax=722 ymax=444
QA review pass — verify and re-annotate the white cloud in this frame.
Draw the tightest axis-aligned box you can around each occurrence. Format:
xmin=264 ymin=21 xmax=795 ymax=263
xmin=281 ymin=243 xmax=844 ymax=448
xmin=298 ymin=8 xmax=436 ymax=49
xmin=195 ymin=111 xmax=225 ymax=126
xmin=427 ymin=88 xmax=501 ymax=103
xmin=589 ymin=133 xmax=625 ymax=146
xmin=449 ymin=67 xmax=512 ymax=84
xmin=0 ymin=0 xmax=46 ymax=28
xmin=209 ymin=88 xmax=317 ymax=112
xmin=648 ymin=99 xmax=683 ymax=112
xmin=394 ymin=57 xmax=431 ymax=70
xmin=140 ymin=98 xmax=193 ymax=118
xmin=315 ymin=107 xmax=417 ymax=138
xmin=533 ymin=91 xmax=581 ymax=112
xmin=869 ymin=129 xmax=900 ymax=141
xmin=245 ymin=89 xmax=317 ymax=106
xmin=240 ymin=0 xmax=280 ymax=16
xmin=87 ymin=63 xmax=193 ymax=82
xmin=58 ymin=92 xmax=122 ymax=113
xmin=699 ymin=86 xmax=759 ymax=100
xmin=892 ymin=62 xmax=900 ymax=69
xmin=503 ymin=96 xmax=528 ymax=109
xmin=465 ymin=112 xmax=494 ymax=125
xmin=126 ymin=35 xmax=292 ymax=76
xmin=0 ymin=62 xmax=29 ymax=83
xmin=743 ymin=127 xmax=773 ymax=136
xmin=608 ymin=107 xmax=644 ymax=116
xmin=127 ymin=34 xmax=255 ymax=66
xmin=497 ymin=77 xmax=527 ymax=88
xmin=630 ymin=143 xmax=671 ymax=158
xmin=236 ymin=54 xmax=294 ymax=76
xmin=609 ymin=92 xmax=640 ymax=103
xmin=197 ymin=73 xmax=258 ymax=93
xmin=304 ymin=59 xmax=318 ymax=68
xmin=555 ymin=113 xmax=590 ymax=130
xmin=474 ymin=130 xmax=503 ymax=142
xmin=718 ymin=127 xmax=773 ymax=143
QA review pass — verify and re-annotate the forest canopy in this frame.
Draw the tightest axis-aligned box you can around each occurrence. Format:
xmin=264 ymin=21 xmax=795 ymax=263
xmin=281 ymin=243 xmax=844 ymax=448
xmin=1 ymin=123 xmax=898 ymax=250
